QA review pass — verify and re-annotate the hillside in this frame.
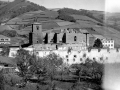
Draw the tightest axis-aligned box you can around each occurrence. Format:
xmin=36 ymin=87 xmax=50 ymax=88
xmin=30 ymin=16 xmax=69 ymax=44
xmin=0 ymin=0 xmax=47 ymax=23
xmin=57 ymin=8 xmax=104 ymax=23
xmin=0 ymin=1 xmax=120 ymax=47
xmin=105 ymin=12 xmax=120 ymax=30
xmin=0 ymin=1 xmax=9 ymax=8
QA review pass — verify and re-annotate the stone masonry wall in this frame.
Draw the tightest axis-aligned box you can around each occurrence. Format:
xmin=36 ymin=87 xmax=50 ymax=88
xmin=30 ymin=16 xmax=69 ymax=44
xmin=9 ymin=48 xmax=120 ymax=65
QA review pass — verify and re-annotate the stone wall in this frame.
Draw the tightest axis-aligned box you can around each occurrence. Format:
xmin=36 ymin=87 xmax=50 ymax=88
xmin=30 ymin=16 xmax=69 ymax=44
xmin=9 ymin=48 xmax=120 ymax=65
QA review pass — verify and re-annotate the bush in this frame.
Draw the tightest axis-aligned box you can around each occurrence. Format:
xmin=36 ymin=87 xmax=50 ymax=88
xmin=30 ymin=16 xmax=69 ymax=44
xmin=93 ymin=38 xmax=103 ymax=48
xmin=0 ymin=46 xmax=10 ymax=56
xmin=56 ymin=13 xmax=76 ymax=22
xmin=0 ymin=30 xmax=17 ymax=37
xmin=71 ymin=60 xmax=104 ymax=84
xmin=0 ymin=71 xmax=5 ymax=90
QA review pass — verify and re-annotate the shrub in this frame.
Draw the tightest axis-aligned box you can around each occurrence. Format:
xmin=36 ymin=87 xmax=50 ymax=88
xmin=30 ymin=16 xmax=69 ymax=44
xmin=56 ymin=13 xmax=76 ymax=22
xmin=71 ymin=60 xmax=104 ymax=84
xmin=0 ymin=30 xmax=17 ymax=37
xmin=0 ymin=71 xmax=5 ymax=90
xmin=0 ymin=46 xmax=10 ymax=56
xmin=93 ymin=38 xmax=103 ymax=48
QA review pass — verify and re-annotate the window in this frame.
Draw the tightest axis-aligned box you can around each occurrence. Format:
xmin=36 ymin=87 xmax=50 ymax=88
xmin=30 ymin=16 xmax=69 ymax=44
xmin=74 ymin=55 xmax=77 ymax=58
xmin=93 ymin=57 xmax=96 ymax=61
xmin=111 ymin=40 xmax=113 ymax=43
xmin=80 ymin=58 xmax=82 ymax=61
xmin=36 ymin=26 xmax=39 ymax=30
xmin=5 ymin=39 xmax=8 ymax=41
xmin=73 ymin=59 xmax=75 ymax=62
xmin=37 ymin=40 xmax=39 ymax=43
xmin=66 ymin=55 xmax=68 ymax=58
xmin=0 ymin=39 xmax=4 ymax=41
xmin=74 ymin=36 xmax=77 ymax=41
xmin=67 ymin=59 xmax=69 ymax=62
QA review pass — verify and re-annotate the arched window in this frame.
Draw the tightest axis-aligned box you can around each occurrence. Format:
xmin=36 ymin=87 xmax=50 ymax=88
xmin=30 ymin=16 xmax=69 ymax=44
xmin=74 ymin=36 xmax=77 ymax=41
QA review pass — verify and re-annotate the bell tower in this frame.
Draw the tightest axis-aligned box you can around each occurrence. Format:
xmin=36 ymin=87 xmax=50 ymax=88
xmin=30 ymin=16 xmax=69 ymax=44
xmin=32 ymin=22 xmax=43 ymax=44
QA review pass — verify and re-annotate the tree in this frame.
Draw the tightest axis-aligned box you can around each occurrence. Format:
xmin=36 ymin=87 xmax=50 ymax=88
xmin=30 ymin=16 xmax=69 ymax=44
xmin=42 ymin=53 xmax=63 ymax=89
xmin=0 ymin=45 xmax=10 ymax=56
xmin=93 ymin=38 xmax=103 ymax=48
xmin=56 ymin=13 xmax=76 ymax=22
xmin=0 ymin=71 xmax=5 ymax=90
xmin=15 ymin=49 xmax=35 ymax=83
xmin=0 ymin=30 xmax=17 ymax=37
xmin=44 ymin=53 xmax=63 ymax=78
xmin=29 ymin=57 xmax=47 ymax=80
xmin=71 ymin=59 xmax=104 ymax=84
xmin=15 ymin=49 xmax=63 ymax=88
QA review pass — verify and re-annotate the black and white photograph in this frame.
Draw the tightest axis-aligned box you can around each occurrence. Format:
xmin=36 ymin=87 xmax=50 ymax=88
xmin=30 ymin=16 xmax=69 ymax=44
xmin=0 ymin=0 xmax=120 ymax=90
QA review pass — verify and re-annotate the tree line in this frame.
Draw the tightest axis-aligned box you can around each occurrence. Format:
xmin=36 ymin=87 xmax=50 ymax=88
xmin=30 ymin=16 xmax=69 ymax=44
xmin=57 ymin=8 xmax=104 ymax=23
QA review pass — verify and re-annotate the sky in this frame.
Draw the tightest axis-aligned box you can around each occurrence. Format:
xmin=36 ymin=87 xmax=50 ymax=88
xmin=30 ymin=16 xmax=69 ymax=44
xmin=28 ymin=0 xmax=105 ymax=11
xmin=2 ymin=0 xmax=120 ymax=12
xmin=105 ymin=0 xmax=120 ymax=12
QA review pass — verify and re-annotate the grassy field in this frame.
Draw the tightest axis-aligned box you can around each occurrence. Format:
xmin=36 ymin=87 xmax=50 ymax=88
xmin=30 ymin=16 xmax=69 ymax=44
xmin=71 ymin=14 xmax=99 ymax=24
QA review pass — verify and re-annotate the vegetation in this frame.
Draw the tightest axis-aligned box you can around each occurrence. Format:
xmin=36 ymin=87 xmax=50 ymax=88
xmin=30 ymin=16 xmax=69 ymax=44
xmin=15 ymin=49 xmax=34 ymax=82
xmin=0 ymin=0 xmax=47 ymax=21
xmin=0 ymin=46 xmax=10 ymax=56
xmin=57 ymin=8 xmax=104 ymax=23
xmin=93 ymin=38 xmax=103 ymax=48
xmin=10 ymin=2 xmax=47 ymax=18
xmin=15 ymin=49 xmax=63 ymax=89
xmin=0 ymin=1 xmax=9 ymax=7
xmin=58 ymin=8 xmax=87 ymax=15
xmin=70 ymin=59 xmax=104 ymax=89
xmin=0 ymin=48 xmax=104 ymax=90
xmin=0 ymin=30 xmax=17 ymax=37
xmin=0 ymin=71 xmax=5 ymax=90
xmin=56 ymin=13 xmax=76 ymax=22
